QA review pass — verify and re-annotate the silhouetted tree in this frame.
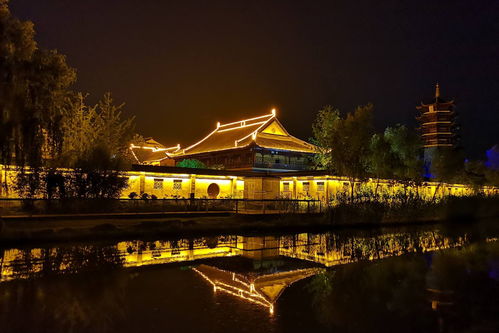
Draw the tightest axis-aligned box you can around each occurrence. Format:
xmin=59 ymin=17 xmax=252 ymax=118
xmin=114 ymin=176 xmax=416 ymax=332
xmin=0 ymin=1 xmax=76 ymax=167
xmin=368 ymin=133 xmax=398 ymax=195
xmin=383 ymin=124 xmax=424 ymax=198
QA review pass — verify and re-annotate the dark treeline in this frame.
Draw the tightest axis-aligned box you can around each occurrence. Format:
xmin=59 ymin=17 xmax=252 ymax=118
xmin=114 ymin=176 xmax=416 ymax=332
xmin=0 ymin=1 xmax=138 ymax=198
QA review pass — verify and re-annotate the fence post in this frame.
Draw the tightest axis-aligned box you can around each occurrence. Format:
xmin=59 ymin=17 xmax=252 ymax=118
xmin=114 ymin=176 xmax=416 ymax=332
xmin=235 ymin=200 xmax=238 ymax=214
xmin=307 ymin=200 xmax=310 ymax=214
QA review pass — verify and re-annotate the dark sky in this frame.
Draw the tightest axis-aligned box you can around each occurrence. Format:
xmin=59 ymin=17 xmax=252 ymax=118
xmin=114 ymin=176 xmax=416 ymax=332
xmin=11 ymin=0 xmax=499 ymax=158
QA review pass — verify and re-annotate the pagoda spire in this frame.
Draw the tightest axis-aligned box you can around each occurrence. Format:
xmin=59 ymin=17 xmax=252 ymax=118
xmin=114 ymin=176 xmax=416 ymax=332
xmin=435 ymin=82 xmax=440 ymax=99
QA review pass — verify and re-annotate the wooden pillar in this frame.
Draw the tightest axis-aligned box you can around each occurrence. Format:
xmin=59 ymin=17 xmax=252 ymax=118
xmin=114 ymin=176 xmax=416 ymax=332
xmin=292 ymin=177 xmax=298 ymax=199
xmin=325 ymin=178 xmax=330 ymax=205
xmin=230 ymin=177 xmax=236 ymax=197
xmin=139 ymin=173 xmax=146 ymax=194
xmin=190 ymin=175 xmax=196 ymax=199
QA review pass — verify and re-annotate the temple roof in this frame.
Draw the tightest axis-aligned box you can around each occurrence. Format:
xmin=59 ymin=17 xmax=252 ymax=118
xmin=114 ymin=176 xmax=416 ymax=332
xmin=130 ymin=138 xmax=180 ymax=165
xmin=176 ymin=112 xmax=316 ymax=156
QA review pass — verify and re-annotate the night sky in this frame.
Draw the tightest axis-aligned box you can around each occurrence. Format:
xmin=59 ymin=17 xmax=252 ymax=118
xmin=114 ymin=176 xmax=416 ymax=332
xmin=11 ymin=0 xmax=499 ymax=158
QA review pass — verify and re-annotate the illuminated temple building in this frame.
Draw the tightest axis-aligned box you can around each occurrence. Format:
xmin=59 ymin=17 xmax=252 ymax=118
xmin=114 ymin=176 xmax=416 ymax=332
xmin=133 ymin=110 xmax=317 ymax=171
xmin=173 ymin=111 xmax=316 ymax=171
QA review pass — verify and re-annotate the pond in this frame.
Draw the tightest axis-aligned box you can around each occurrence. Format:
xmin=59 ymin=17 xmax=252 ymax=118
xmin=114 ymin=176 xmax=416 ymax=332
xmin=1 ymin=222 xmax=498 ymax=332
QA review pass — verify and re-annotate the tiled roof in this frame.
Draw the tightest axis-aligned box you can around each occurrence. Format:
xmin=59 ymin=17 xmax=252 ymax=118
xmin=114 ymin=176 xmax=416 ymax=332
xmin=183 ymin=122 xmax=262 ymax=155
xmin=255 ymin=134 xmax=316 ymax=153
xmin=176 ymin=113 xmax=316 ymax=156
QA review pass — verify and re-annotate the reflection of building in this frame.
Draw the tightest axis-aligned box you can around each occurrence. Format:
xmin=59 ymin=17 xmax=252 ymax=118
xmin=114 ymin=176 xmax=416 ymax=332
xmin=173 ymin=111 xmax=316 ymax=171
xmin=193 ymin=264 xmax=321 ymax=314
xmin=2 ymin=230 xmax=493 ymax=315
xmin=1 ymin=230 xmax=474 ymax=281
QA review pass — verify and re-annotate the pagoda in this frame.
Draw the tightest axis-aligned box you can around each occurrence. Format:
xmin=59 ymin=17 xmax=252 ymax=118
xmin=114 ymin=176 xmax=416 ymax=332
xmin=417 ymin=83 xmax=458 ymax=148
xmin=416 ymin=84 xmax=459 ymax=163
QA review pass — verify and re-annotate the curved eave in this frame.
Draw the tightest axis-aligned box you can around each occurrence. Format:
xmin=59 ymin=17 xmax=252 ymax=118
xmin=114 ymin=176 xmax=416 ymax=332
xmin=417 ymin=99 xmax=455 ymax=108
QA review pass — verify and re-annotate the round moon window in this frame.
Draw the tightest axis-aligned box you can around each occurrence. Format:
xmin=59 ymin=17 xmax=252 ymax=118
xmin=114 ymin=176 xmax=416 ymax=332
xmin=207 ymin=183 xmax=220 ymax=199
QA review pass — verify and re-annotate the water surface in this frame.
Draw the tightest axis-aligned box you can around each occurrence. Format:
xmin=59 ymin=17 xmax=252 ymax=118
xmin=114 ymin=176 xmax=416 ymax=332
xmin=1 ymin=222 xmax=498 ymax=332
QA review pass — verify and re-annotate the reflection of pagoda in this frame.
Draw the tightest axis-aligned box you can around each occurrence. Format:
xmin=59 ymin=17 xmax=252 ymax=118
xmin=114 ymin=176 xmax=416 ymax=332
xmin=193 ymin=262 xmax=322 ymax=314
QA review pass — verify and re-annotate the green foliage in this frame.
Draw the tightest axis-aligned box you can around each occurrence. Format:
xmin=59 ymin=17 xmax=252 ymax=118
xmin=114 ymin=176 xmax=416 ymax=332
xmin=382 ymin=124 xmax=424 ymax=185
xmin=176 ymin=159 xmax=207 ymax=169
xmin=332 ymin=104 xmax=374 ymax=181
xmin=368 ymin=133 xmax=398 ymax=180
xmin=312 ymin=105 xmax=425 ymax=193
xmin=312 ymin=104 xmax=374 ymax=177
xmin=312 ymin=103 xmax=374 ymax=201
xmin=430 ymin=147 xmax=465 ymax=183
xmin=311 ymin=105 xmax=339 ymax=170
xmin=464 ymin=159 xmax=499 ymax=187
xmin=484 ymin=168 xmax=499 ymax=187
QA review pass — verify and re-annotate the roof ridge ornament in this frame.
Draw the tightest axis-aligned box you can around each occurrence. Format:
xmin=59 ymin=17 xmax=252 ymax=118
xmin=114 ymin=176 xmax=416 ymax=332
xmin=435 ymin=82 xmax=440 ymax=99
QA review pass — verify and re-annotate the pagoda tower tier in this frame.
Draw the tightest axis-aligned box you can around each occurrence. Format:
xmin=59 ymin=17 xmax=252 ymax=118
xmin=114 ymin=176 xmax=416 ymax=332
xmin=416 ymin=83 xmax=459 ymax=149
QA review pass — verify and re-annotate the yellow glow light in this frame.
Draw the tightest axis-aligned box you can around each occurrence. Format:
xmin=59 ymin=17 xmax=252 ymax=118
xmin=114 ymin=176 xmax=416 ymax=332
xmin=192 ymin=267 xmax=274 ymax=313
xmin=177 ymin=111 xmax=279 ymax=154
xmin=219 ymin=113 xmax=274 ymax=129
xmin=217 ymin=121 xmax=267 ymax=133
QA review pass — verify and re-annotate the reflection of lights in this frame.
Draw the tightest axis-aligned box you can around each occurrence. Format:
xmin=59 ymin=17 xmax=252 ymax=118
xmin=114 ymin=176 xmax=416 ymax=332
xmin=192 ymin=267 xmax=274 ymax=314
xmin=129 ymin=143 xmax=181 ymax=152
xmin=2 ymin=232 xmax=495 ymax=286
xmin=192 ymin=266 xmax=323 ymax=315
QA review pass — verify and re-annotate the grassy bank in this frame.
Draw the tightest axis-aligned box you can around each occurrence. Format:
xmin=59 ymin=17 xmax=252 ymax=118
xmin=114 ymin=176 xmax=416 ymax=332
xmin=0 ymin=195 xmax=497 ymax=244
xmin=0 ymin=214 xmax=331 ymax=245
xmin=328 ymin=195 xmax=499 ymax=226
